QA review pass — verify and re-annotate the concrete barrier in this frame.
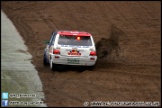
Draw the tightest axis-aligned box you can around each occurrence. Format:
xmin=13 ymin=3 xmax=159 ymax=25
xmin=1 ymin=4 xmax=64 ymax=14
xmin=1 ymin=10 xmax=47 ymax=107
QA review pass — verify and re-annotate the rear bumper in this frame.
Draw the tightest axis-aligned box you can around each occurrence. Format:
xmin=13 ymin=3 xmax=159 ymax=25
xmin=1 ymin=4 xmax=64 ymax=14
xmin=51 ymin=54 xmax=97 ymax=66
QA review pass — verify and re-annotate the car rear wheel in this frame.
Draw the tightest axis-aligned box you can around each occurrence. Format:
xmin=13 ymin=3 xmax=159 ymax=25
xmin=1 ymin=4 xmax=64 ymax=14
xmin=43 ymin=53 xmax=49 ymax=66
xmin=87 ymin=65 xmax=95 ymax=71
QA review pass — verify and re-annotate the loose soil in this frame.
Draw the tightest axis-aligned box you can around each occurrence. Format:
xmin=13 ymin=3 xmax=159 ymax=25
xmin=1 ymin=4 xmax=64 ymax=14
xmin=1 ymin=1 xmax=161 ymax=107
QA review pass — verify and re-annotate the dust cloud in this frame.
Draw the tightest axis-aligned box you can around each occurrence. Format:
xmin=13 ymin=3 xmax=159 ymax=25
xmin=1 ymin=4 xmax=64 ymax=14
xmin=96 ymin=25 xmax=127 ymax=62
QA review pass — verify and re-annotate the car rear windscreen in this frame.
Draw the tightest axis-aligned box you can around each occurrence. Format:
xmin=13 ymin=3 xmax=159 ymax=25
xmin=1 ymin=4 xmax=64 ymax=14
xmin=58 ymin=35 xmax=92 ymax=46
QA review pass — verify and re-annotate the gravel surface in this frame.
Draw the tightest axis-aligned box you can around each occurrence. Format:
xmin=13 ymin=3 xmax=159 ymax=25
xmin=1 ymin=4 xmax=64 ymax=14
xmin=1 ymin=1 xmax=161 ymax=107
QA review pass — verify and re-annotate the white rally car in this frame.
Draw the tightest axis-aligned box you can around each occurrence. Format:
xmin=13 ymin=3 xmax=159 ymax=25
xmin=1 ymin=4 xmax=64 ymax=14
xmin=43 ymin=30 xmax=97 ymax=70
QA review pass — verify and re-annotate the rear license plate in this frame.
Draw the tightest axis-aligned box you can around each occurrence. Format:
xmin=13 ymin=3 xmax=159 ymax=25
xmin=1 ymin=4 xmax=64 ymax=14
xmin=67 ymin=58 xmax=79 ymax=64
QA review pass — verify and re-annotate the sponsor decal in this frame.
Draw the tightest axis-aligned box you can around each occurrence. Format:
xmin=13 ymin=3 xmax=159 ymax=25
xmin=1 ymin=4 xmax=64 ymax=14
xmin=68 ymin=49 xmax=81 ymax=56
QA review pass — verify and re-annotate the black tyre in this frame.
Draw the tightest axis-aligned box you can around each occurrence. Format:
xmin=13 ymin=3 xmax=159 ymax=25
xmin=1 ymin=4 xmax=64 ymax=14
xmin=87 ymin=65 xmax=95 ymax=71
xmin=77 ymin=66 xmax=86 ymax=72
xmin=43 ymin=53 xmax=49 ymax=66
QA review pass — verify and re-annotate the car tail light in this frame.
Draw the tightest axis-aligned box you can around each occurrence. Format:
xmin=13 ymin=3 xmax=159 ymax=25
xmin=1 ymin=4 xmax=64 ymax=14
xmin=90 ymin=57 xmax=95 ymax=60
xmin=55 ymin=56 xmax=60 ymax=58
xmin=53 ymin=49 xmax=60 ymax=54
xmin=90 ymin=51 xmax=96 ymax=56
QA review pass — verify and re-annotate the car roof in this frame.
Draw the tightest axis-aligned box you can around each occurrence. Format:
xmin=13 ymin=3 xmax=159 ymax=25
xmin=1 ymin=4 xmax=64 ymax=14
xmin=57 ymin=30 xmax=92 ymax=36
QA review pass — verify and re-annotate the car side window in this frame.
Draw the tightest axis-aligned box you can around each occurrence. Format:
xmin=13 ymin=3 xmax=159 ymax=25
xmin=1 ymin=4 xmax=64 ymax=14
xmin=49 ymin=32 xmax=57 ymax=47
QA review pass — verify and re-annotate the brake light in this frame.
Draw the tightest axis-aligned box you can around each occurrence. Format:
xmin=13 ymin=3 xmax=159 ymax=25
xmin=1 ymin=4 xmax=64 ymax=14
xmin=76 ymin=36 xmax=81 ymax=40
xmin=53 ymin=49 xmax=60 ymax=54
xmin=90 ymin=51 xmax=96 ymax=56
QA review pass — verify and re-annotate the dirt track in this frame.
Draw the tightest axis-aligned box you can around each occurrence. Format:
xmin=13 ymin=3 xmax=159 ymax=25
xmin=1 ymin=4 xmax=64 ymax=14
xmin=1 ymin=1 xmax=161 ymax=107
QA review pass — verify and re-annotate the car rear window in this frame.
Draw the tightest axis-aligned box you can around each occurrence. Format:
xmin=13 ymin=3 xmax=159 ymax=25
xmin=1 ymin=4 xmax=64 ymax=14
xmin=58 ymin=35 xmax=92 ymax=46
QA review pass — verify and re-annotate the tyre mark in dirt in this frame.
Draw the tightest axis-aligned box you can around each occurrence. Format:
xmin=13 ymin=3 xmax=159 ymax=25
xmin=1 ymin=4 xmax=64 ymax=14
xmin=72 ymin=77 xmax=134 ymax=100
xmin=10 ymin=10 xmax=43 ymax=59
xmin=23 ymin=16 xmax=49 ymax=58
xmin=91 ymin=64 xmax=160 ymax=101
xmin=43 ymin=81 xmax=84 ymax=106
xmin=11 ymin=12 xmax=31 ymax=45
xmin=91 ymin=2 xmax=111 ymax=36
xmin=108 ymin=69 xmax=160 ymax=79
xmin=53 ymin=90 xmax=84 ymax=102
xmin=2 ymin=3 xmax=42 ymax=59
xmin=41 ymin=72 xmax=86 ymax=106
xmin=125 ymin=2 xmax=159 ymax=29
xmin=37 ymin=11 xmax=57 ymax=31
xmin=39 ymin=71 xmax=158 ymax=101
xmin=2 ymin=1 xmax=160 ymax=106
xmin=63 ymin=2 xmax=98 ymax=30
xmin=51 ymin=76 xmax=87 ymax=103
xmin=83 ymin=81 xmax=130 ymax=99
xmin=112 ymin=69 xmax=159 ymax=100
xmin=11 ymin=2 xmax=37 ymax=11
xmin=9 ymin=4 xmax=46 ymax=59
xmin=129 ymin=2 xmax=156 ymax=28
xmin=62 ymin=2 xmax=80 ymax=29
xmin=96 ymin=2 xmax=129 ymax=29
xmin=138 ymin=2 xmax=158 ymax=19
xmin=138 ymin=2 xmax=160 ymax=28
xmin=53 ymin=73 xmax=132 ymax=101
xmin=109 ymin=3 xmax=158 ymax=65
xmin=32 ymin=45 xmax=44 ymax=59
xmin=95 ymin=2 xmax=111 ymax=21
xmin=117 ymin=2 xmax=151 ymax=37
xmin=112 ymin=3 xmax=138 ymax=35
